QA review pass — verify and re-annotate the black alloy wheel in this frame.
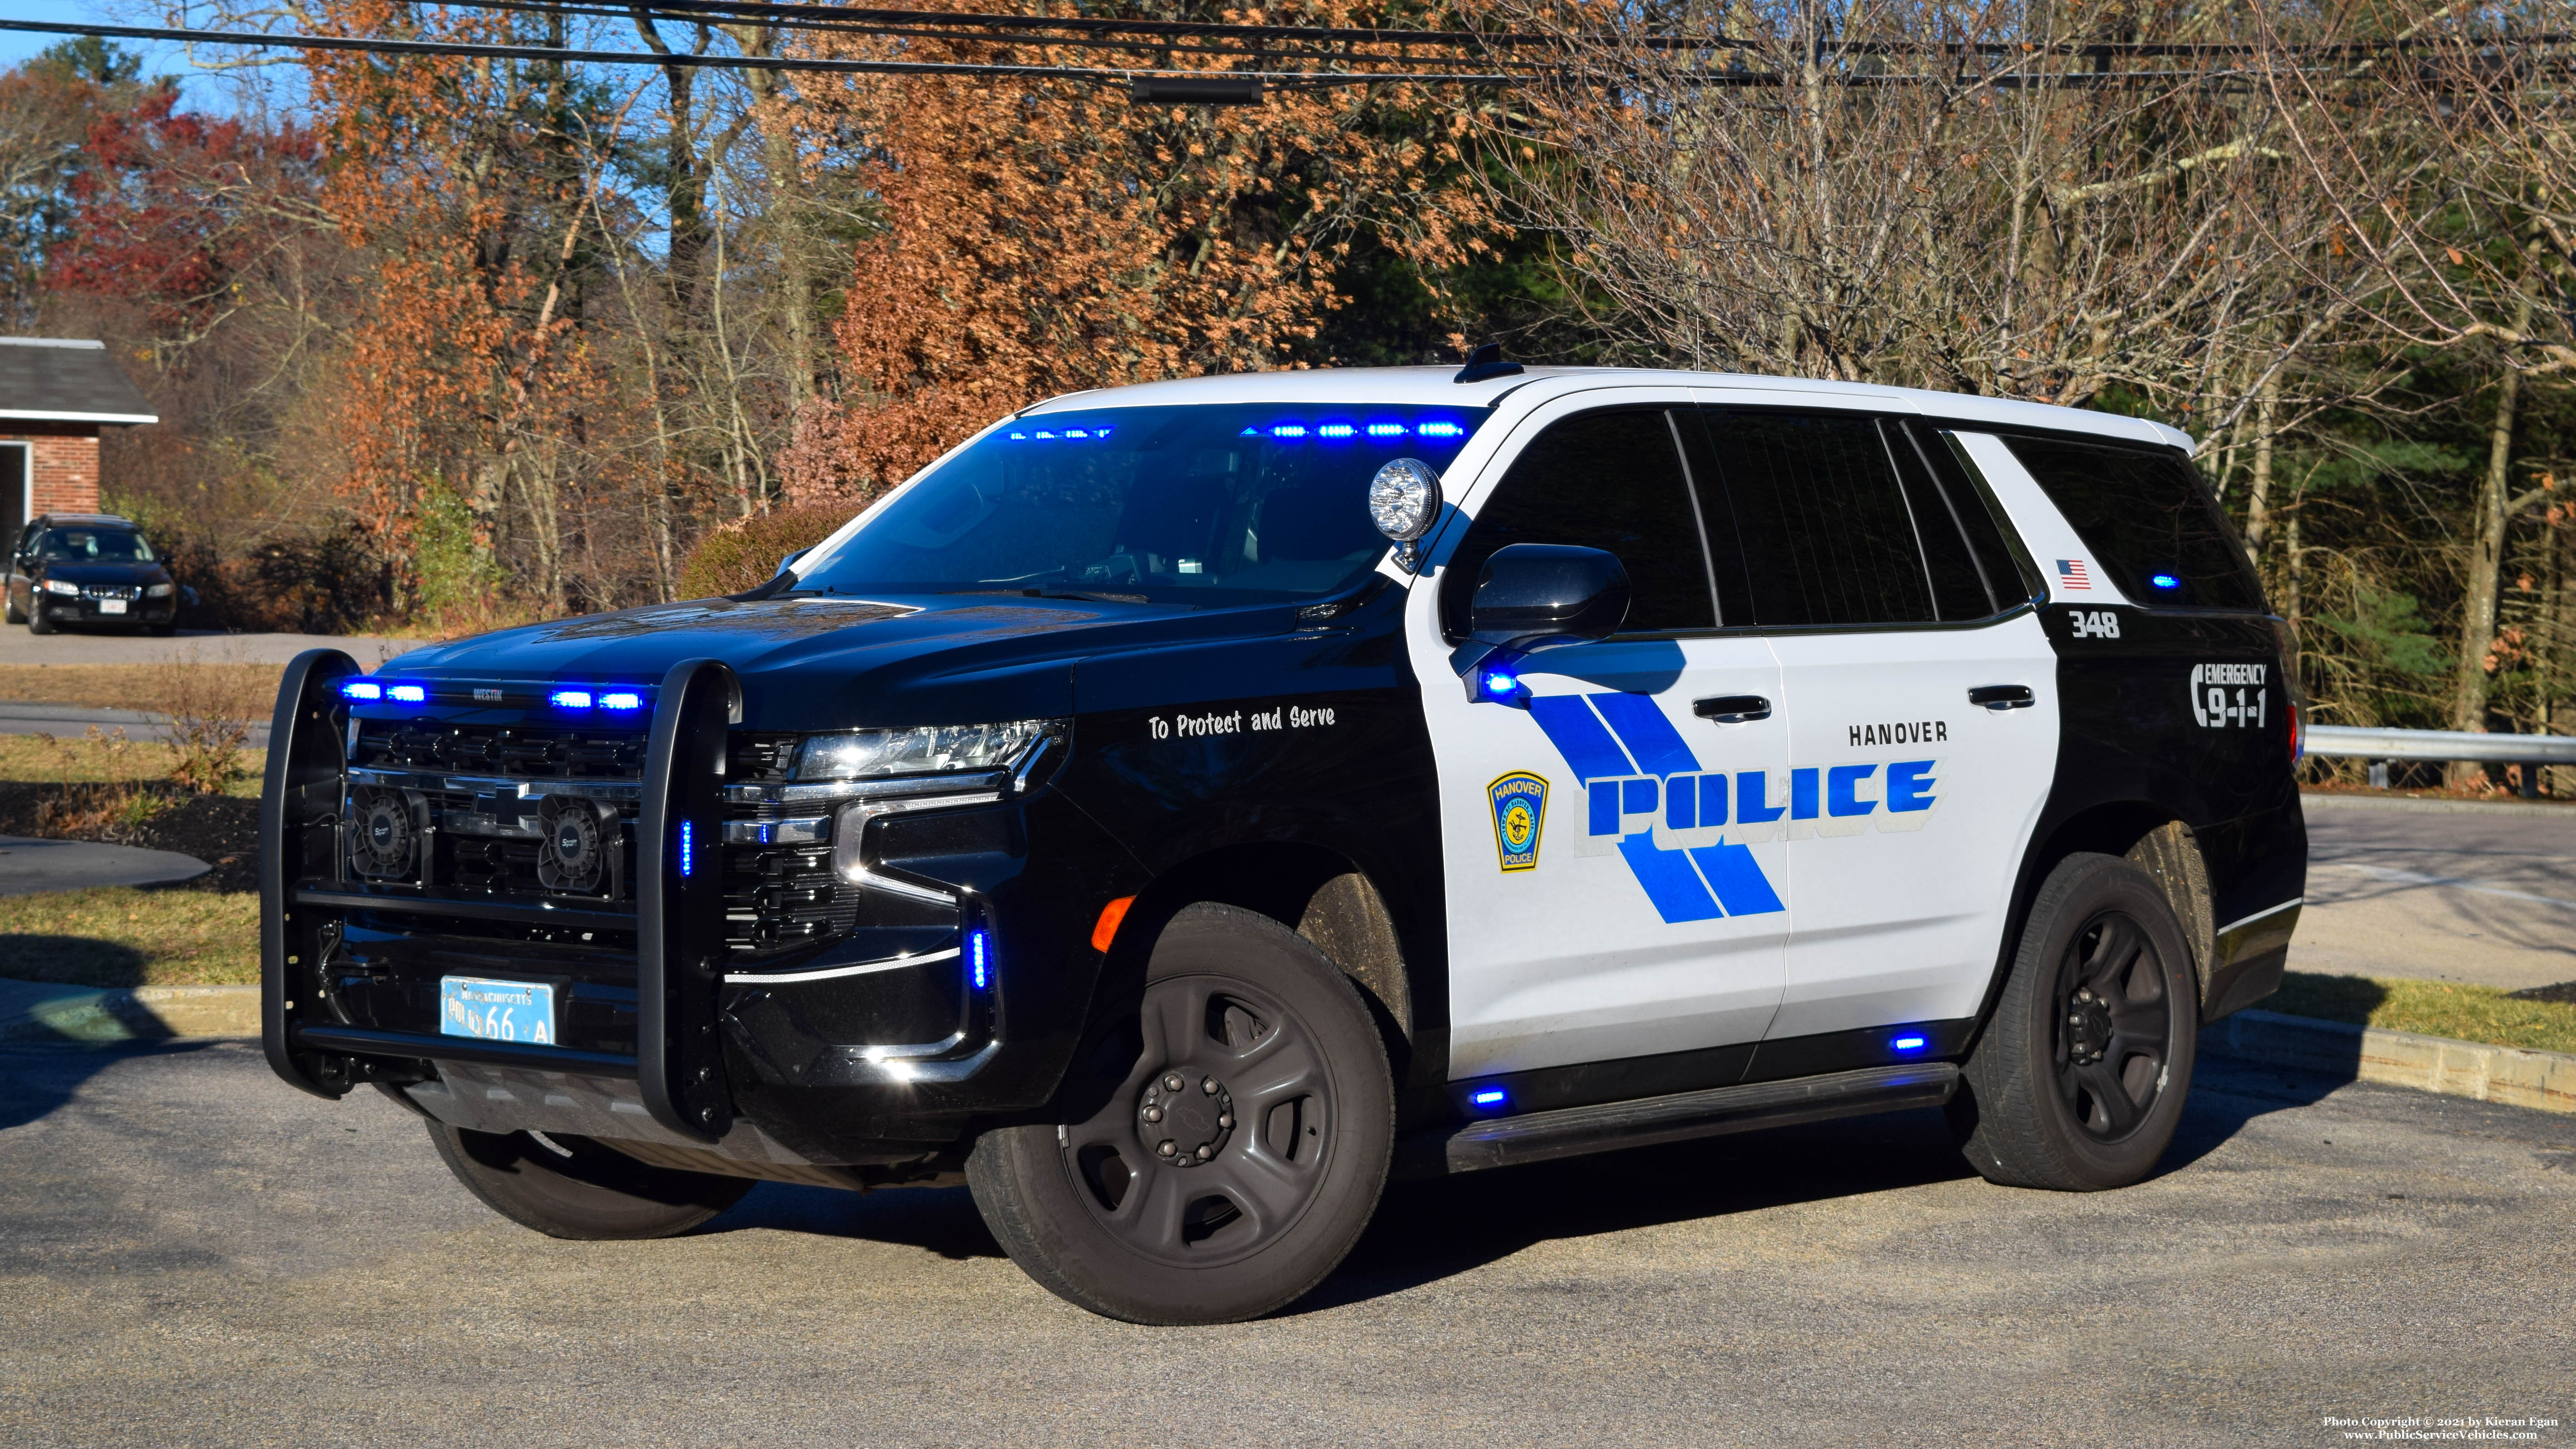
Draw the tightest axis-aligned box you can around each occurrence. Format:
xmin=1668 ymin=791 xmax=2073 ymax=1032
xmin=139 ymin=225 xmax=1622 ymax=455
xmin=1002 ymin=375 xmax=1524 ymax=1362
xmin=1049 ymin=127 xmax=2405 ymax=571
xmin=2052 ymin=910 xmax=2173 ymax=1142
xmin=1952 ymin=852 xmax=2199 ymax=1191
xmin=967 ymin=902 xmax=1394 ymax=1324
xmin=1060 ymin=969 xmax=1337 ymax=1269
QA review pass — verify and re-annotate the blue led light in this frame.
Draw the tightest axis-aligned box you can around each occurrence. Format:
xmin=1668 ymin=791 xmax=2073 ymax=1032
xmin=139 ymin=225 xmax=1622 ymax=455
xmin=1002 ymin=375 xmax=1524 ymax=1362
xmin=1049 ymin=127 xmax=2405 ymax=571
xmin=387 ymin=684 xmax=427 ymax=704
xmin=2150 ymin=573 xmax=2181 ymax=589
xmin=1269 ymin=423 xmax=1309 ymax=438
xmin=1240 ymin=426 xmax=1261 ymax=436
xmin=1366 ymin=422 xmax=1407 ymax=438
xmin=1481 ymin=670 xmax=1519 ymax=700
xmin=1417 ymin=420 xmax=1464 ymax=438
xmin=1317 ymin=423 xmax=1355 ymax=438
xmin=1008 ymin=431 xmax=1028 ymax=440
xmin=970 ymin=930 xmax=990 ymax=990
xmin=1094 ymin=426 xmax=1112 ymax=439
xmin=1034 ymin=430 xmax=1058 ymax=440
xmin=1471 ymin=1088 xmax=1508 ymax=1108
xmin=600 ymin=691 xmax=645 ymax=711
xmin=1064 ymin=428 xmax=1090 ymax=439
xmin=550 ymin=689 xmax=594 ymax=710
xmin=678 ymin=820 xmax=694 ymax=878
xmin=1893 ymin=1035 xmax=1929 ymax=1053
xmin=340 ymin=680 xmax=382 ymax=701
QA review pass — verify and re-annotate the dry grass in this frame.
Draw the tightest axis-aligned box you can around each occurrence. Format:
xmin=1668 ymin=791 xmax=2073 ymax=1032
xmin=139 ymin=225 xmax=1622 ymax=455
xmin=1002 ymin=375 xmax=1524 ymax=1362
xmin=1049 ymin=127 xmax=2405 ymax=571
xmin=0 ymin=886 xmax=259 ymax=987
xmin=2266 ymin=971 xmax=2576 ymax=1055
xmin=0 ymin=662 xmax=283 ymax=713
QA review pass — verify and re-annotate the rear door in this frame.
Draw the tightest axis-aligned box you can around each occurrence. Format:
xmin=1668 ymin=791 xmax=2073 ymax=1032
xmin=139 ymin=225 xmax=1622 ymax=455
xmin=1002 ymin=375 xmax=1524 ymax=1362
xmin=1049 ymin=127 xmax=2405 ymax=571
xmin=1692 ymin=406 xmax=2058 ymax=1048
xmin=1415 ymin=393 xmax=1790 ymax=1086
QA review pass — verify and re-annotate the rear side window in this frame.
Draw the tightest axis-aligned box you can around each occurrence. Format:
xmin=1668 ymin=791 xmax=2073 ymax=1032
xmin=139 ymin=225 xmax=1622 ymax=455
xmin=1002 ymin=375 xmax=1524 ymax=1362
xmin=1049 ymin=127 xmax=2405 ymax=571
xmin=1442 ymin=408 xmax=1716 ymax=639
xmin=1702 ymin=411 xmax=1936 ymax=627
xmin=2001 ymin=436 xmax=2265 ymax=611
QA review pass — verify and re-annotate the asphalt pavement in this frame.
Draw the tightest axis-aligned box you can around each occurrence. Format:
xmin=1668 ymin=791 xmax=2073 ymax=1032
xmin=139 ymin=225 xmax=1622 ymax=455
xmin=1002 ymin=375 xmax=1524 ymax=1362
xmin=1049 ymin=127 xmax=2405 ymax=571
xmin=2301 ymin=796 xmax=2576 ymax=991
xmin=0 ymin=1040 xmax=2566 ymax=1447
xmin=0 ymin=627 xmax=407 ymax=670
xmin=0 ymin=836 xmax=206 ymax=896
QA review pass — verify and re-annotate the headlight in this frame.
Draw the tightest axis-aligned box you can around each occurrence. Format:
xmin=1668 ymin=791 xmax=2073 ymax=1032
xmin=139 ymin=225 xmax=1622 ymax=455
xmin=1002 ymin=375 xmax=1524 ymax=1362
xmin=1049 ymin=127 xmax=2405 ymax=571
xmin=42 ymin=579 xmax=78 ymax=596
xmin=795 ymin=719 xmax=1063 ymax=782
xmin=145 ymin=583 xmax=174 ymax=597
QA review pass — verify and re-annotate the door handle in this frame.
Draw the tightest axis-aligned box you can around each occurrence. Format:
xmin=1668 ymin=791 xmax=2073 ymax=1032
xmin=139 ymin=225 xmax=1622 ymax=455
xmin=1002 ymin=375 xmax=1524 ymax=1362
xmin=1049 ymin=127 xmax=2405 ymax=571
xmin=1969 ymin=685 xmax=2035 ymax=710
xmin=1694 ymin=695 xmax=1772 ymax=724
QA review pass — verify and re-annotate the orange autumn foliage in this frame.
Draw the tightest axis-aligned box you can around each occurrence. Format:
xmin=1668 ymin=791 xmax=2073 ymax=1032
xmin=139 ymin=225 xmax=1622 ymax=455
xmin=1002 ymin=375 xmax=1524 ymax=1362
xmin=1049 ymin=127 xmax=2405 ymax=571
xmin=780 ymin=1 xmax=1500 ymax=506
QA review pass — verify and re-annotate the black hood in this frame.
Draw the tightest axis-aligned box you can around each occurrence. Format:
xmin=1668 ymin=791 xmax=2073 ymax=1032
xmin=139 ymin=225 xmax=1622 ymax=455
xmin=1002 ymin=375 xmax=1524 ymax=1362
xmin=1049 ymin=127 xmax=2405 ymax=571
xmin=42 ymin=561 xmax=168 ymax=587
xmin=383 ymin=592 xmax=1309 ymax=730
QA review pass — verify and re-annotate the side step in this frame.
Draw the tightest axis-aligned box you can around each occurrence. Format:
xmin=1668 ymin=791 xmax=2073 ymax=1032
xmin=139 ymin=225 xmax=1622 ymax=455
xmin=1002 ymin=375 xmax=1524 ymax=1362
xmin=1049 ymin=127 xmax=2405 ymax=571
xmin=1398 ymin=1062 xmax=1960 ymax=1178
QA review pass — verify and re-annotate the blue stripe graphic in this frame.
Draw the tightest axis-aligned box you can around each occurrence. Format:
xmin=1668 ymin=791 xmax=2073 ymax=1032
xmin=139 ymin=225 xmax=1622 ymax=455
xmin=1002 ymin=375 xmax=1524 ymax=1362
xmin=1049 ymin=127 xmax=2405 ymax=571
xmin=1618 ymin=832 xmax=1724 ymax=922
xmin=1690 ymin=839 xmax=1787 ymax=916
xmin=1588 ymin=693 xmax=1701 ymax=778
xmin=1528 ymin=695 xmax=1636 ymax=781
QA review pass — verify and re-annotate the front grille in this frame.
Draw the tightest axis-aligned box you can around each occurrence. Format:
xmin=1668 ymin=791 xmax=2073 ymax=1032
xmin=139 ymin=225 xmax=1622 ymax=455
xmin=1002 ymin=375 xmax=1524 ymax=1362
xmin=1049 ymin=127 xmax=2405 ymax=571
xmin=81 ymin=584 xmax=141 ymax=601
xmin=345 ymin=718 xmax=649 ymax=905
xmin=720 ymin=733 xmax=855 ymax=956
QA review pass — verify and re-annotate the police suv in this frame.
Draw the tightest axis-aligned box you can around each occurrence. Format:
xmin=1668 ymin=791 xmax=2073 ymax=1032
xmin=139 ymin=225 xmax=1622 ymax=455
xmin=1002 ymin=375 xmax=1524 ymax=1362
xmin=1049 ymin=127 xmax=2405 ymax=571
xmin=261 ymin=359 xmax=2305 ymax=1324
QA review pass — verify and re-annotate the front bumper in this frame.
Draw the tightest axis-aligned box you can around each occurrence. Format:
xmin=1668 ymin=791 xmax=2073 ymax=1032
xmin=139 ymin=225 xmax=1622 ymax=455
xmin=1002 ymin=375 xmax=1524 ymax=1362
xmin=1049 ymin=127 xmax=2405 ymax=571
xmin=260 ymin=651 xmax=1139 ymax=1176
xmin=37 ymin=593 xmax=174 ymax=626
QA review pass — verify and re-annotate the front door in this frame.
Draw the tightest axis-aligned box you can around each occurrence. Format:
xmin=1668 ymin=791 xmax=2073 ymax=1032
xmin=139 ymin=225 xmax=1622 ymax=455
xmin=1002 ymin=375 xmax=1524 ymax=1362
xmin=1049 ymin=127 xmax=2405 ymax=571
xmin=1415 ymin=395 xmax=1789 ymax=1085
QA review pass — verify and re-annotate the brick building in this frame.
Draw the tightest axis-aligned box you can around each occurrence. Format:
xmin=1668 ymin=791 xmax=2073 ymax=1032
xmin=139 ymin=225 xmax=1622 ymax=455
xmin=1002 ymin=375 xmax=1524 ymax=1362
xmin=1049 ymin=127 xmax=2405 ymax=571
xmin=0 ymin=337 xmax=157 ymax=544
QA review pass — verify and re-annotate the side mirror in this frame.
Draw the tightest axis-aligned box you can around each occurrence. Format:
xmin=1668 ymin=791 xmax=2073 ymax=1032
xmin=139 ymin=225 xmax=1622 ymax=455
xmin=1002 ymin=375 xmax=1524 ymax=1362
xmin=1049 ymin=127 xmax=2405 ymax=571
xmin=1468 ymin=543 xmax=1631 ymax=654
xmin=775 ymin=547 xmax=810 ymax=579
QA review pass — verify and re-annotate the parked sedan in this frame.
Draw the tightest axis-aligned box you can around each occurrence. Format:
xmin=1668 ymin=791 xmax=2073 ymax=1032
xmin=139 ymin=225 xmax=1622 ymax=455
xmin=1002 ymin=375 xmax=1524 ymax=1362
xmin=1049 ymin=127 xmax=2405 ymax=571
xmin=5 ymin=513 xmax=186 ymax=635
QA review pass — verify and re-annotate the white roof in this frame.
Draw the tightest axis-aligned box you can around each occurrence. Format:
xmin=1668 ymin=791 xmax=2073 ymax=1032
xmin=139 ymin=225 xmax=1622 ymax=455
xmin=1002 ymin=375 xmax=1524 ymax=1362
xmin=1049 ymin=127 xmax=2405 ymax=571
xmin=1019 ymin=366 xmax=2195 ymax=455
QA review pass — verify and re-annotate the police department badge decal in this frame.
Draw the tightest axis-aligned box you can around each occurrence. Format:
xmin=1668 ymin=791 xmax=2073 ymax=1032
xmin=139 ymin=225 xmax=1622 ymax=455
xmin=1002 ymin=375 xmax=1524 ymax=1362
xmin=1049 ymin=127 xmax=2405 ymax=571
xmin=1488 ymin=772 xmax=1548 ymax=871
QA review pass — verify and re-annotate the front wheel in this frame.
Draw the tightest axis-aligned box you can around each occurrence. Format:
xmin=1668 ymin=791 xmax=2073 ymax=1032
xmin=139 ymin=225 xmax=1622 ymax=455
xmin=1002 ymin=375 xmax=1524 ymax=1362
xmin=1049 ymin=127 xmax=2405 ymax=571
xmin=25 ymin=606 xmax=53 ymax=635
xmin=967 ymin=902 xmax=1394 ymax=1324
xmin=425 ymin=1122 xmax=752 ymax=1239
xmin=1952 ymin=852 xmax=2199 ymax=1191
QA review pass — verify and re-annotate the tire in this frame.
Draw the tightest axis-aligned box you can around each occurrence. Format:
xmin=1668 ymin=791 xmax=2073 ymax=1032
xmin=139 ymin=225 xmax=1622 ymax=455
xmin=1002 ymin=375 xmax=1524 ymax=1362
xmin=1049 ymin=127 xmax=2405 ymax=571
xmin=966 ymin=902 xmax=1395 ymax=1324
xmin=424 ymin=1121 xmax=752 ymax=1240
xmin=25 ymin=606 xmax=52 ymax=635
xmin=1952 ymin=852 xmax=2199 ymax=1191
xmin=4 ymin=594 xmax=20 ymax=625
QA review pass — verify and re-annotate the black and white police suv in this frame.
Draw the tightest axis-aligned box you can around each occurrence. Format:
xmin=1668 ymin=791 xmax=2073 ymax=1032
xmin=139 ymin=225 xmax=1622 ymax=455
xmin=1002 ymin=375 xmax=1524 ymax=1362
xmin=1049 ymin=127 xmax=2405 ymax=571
xmin=260 ymin=358 xmax=2306 ymax=1323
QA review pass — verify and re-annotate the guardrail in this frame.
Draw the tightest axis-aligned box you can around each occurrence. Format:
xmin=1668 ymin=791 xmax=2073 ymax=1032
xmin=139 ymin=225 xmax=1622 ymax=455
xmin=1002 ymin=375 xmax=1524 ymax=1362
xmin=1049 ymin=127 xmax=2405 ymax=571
xmin=2305 ymin=725 xmax=2576 ymax=764
xmin=2305 ymin=724 xmax=2576 ymax=797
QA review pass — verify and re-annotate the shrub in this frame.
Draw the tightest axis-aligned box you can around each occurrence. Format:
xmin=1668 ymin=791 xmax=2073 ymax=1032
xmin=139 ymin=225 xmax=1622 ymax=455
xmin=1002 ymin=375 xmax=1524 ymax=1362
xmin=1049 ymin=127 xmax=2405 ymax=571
xmin=675 ymin=506 xmax=853 ymax=600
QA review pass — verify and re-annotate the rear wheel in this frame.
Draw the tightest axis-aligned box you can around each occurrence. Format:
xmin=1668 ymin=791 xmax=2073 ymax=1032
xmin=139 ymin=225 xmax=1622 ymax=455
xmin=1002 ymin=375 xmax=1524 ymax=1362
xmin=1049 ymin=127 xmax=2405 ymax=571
xmin=1952 ymin=852 xmax=2199 ymax=1191
xmin=967 ymin=902 xmax=1394 ymax=1324
xmin=424 ymin=1121 xmax=752 ymax=1239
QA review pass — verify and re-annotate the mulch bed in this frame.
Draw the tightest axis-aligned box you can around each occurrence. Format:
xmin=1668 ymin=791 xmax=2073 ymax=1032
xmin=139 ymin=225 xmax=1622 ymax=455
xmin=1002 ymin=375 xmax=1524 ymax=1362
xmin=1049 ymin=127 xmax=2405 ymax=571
xmin=0 ymin=783 xmax=259 ymax=892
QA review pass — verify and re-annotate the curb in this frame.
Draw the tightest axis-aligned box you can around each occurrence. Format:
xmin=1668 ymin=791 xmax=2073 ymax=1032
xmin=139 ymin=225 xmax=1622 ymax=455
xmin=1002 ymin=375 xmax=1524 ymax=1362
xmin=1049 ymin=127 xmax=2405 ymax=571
xmin=2201 ymin=1008 xmax=2576 ymax=1115
xmin=2300 ymin=791 xmax=2575 ymax=819
xmin=0 ymin=979 xmax=258 ymax=1045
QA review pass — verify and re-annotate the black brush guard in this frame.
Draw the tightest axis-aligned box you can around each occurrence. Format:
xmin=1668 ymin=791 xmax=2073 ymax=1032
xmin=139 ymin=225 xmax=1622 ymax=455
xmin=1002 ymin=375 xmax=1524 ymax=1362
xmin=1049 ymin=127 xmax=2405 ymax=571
xmin=261 ymin=650 xmax=742 ymax=1144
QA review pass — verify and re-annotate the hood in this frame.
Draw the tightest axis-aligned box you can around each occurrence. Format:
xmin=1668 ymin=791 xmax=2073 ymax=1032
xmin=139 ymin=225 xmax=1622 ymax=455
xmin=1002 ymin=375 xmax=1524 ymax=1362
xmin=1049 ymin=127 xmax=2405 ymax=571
xmin=383 ymin=592 xmax=1309 ymax=730
xmin=43 ymin=561 xmax=168 ymax=586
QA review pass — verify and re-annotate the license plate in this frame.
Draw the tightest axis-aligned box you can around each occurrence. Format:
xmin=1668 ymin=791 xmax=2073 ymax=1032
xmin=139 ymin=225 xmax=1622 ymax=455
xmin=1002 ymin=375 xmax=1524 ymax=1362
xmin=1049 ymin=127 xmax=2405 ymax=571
xmin=97 ymin=598 xmax=127 ymax=614
xmin=439 ymin=976 xmax=556 ymax=1044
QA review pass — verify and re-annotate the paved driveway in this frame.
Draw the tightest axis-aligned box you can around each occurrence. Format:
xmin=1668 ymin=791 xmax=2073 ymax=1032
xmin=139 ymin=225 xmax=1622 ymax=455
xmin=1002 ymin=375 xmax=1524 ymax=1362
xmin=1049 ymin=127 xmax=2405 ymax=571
xmin=2301 ymin=797 xmax=2576 ymax=991
xmin=0 ymin=628 xmax=406 ymax=669
xmin=1 ymin=1041 xmax=2567 ymax=1447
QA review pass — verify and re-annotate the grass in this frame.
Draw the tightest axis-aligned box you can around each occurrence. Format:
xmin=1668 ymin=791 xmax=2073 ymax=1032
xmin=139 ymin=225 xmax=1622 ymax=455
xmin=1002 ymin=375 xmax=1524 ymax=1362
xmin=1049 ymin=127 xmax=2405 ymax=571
xmin=0 ymin=662 xmax=283 ymax=714
xmin=2266 ymin=970 xmax=2576 ymax=1055
xmin=0 ymin=886 xmax=259 ymax=988
xmin=0 ymin=732 xmax=266 ymax=798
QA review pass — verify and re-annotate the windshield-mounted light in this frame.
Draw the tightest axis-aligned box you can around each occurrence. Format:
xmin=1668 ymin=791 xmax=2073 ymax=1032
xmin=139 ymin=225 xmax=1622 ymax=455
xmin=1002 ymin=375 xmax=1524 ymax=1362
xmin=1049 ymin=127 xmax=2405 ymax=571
xmin=794 ymin=719 xmax=1066 ymax=782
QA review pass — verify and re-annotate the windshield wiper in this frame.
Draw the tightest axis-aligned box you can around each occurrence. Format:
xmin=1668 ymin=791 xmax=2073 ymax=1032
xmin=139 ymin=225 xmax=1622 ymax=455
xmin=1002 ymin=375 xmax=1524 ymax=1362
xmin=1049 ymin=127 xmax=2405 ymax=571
xmin=945 ymin=587 xmax=1156 ymax=605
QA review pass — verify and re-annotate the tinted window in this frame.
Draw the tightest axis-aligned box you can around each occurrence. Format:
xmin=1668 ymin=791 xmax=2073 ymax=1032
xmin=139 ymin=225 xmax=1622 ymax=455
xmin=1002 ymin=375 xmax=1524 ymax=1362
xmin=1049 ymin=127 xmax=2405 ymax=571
xmin=1885 ymin=421 xmax=1998 ymax=620
xmin=1440 ymin=409 xmax=1715 ymax=639
xmin=1704 ymin=411 xmax=1935 ymax=627
xmin=2001 ymin=436 xmax=2265 ymax=611
xmin=1920 ymin=426 xmax=2043 ymax=606
xmin=37 ymin=528 xmax=156 ymax=563
xmin=791 ymin=403 xmax=1487 ymax=607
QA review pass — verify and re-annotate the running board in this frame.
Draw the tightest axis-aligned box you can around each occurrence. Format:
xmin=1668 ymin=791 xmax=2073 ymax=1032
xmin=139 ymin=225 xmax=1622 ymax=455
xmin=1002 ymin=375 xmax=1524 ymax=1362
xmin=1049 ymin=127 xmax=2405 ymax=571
xmin=1397 ymin=1062 xmax=1960 ymax=1178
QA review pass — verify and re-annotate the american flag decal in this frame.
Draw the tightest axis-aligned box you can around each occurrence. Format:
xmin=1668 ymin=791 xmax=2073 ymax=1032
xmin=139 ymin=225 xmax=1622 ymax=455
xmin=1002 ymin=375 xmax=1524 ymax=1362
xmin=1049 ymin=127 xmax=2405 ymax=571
xmin=2056 ymin=558 xmax=2092 ymax=591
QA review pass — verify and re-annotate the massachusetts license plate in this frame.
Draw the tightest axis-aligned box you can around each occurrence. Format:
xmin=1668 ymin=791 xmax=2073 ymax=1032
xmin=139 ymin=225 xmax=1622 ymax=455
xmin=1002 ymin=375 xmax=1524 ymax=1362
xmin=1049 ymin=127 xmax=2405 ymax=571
xmin=97 ymin=598 xmax=127 ymax=614
xmin=439 ymin=976 xmax=556 ymax=1044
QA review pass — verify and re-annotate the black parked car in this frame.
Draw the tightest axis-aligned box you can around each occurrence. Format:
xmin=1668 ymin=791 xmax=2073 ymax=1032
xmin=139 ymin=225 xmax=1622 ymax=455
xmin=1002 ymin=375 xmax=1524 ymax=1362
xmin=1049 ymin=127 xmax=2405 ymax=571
xmin=5 ymin=513 xmax=187 ymax=635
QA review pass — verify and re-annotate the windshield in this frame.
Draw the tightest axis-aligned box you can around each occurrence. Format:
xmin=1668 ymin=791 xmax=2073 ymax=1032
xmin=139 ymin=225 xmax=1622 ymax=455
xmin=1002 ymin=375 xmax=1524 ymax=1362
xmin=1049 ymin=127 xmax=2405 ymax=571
xmin=791 ymin=403 xmax=1489 ymax=606
xmin=38 ymin=528 xmax=156 ymax=563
